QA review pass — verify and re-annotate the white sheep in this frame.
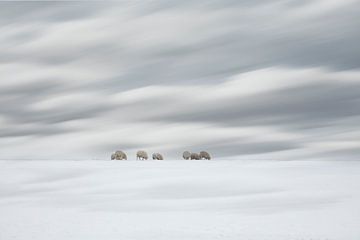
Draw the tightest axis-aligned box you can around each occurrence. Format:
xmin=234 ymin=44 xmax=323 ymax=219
xmin=112 ymin=150 xmax=127 ymax=160
xmin=183 ymin=151 xmax=191 ymax=160
xmin=152 ymin=153 xmax=164 ymax=160
xmin=136 ymin=150 xmax=148 ymax=160
xmin=199 ymin=151 xmax=211 ymax=160
xmin=190 ymin=152 xmax=200 ymax=160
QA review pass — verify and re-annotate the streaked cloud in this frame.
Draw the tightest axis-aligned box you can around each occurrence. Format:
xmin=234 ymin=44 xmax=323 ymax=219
xmin=0 ymin=1 xmax=359 ymax=160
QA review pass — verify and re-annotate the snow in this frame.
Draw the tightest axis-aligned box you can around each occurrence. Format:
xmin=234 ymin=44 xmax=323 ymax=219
xmin=0 ymin=160 xmax=359 ymax=240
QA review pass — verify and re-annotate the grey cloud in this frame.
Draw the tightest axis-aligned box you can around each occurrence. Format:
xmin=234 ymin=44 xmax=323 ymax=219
xmin=0 ymin=79 xmax=113 ymax=140
xmin=152 ymin=81 xmax=360 ymax=131
xmin=98 ymin=78 xmax=360 ymax=158
xmin=14 ymin=105 xmax=111 ymax=125
xmin=1 ymin=1 xmax=359 ymax=80
xmin=0 ymin=94 xmax=114 ymax=126
xmin=324 ymin=148 xmax=360 ymax=160
xmin=0 ymin=125 xmax=69 ymax=138
xmin=0 ymin=2 xmax=107 ymax=24
xmin=132 ymin=0 xmax=360 ymax=80
xmin=1 ymin=1 xmax=360 ymax=160
xmin=0 ymin=80 xmax=61 ymax=96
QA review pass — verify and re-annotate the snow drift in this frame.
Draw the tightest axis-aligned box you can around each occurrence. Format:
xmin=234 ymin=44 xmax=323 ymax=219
xmin=0 ymin=160 xmax=359 ymax=240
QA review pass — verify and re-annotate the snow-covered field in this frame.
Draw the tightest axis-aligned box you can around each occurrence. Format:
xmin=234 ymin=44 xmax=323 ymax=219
xmin=0 ymin=160 xmax=359 ymax=240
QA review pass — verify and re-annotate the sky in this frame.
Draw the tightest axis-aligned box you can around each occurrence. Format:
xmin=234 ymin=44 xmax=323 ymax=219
xmin=1 ymin=0 xmax=360 ymax=160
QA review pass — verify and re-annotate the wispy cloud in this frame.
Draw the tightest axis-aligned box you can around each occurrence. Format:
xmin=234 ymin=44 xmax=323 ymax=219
xmin=0 ymin=1 xmax=359 ymax=160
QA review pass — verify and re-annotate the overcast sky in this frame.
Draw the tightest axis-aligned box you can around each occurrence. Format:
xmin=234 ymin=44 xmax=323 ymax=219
xmin=1 ymin=0 xmax=360 ymax=160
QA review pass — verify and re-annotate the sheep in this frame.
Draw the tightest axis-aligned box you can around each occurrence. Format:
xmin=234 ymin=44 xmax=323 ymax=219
xmin=190 ymin=152 xmax=200 ymax=160
xmin=136 ymin=150 xmax=148 ymax=160
xmin=152 ymin=153 xmax=164 ymax=160
xmin=113 ymin=150 xmax=127 ymax=160
xmin=183 ymin=151 xmax=191 ymax=160
xmin=199 ymin=151 xmax=211 ymax=160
